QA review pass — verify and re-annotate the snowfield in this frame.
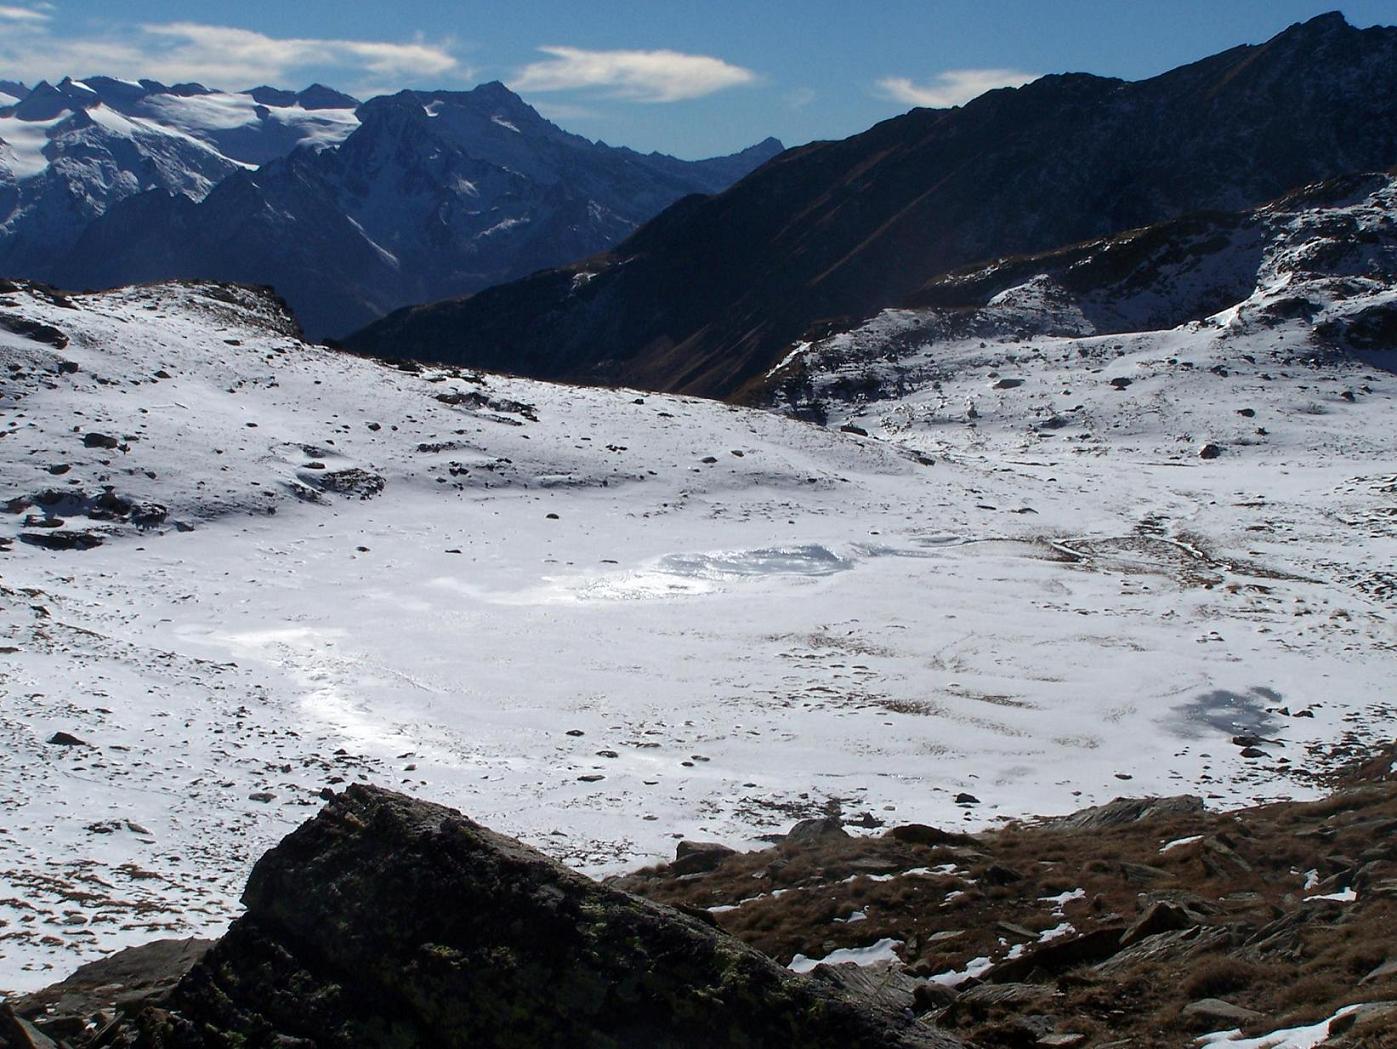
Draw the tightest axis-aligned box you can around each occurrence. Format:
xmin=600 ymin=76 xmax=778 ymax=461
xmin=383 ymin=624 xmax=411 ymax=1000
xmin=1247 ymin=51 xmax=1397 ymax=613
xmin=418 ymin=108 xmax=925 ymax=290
xmin=0 ymin=257 xmax=1392 ymax=989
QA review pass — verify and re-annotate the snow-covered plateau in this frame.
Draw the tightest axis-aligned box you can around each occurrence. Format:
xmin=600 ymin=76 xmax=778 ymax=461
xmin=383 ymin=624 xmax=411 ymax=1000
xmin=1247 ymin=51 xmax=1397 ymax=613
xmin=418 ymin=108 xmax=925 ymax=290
xmin=0 ymin=168 xmax=1393 ymax=989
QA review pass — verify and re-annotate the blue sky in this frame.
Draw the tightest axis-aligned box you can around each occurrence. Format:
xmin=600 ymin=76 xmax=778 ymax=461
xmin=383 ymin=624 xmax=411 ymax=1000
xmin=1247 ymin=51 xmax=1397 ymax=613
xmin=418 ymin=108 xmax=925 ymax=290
xmin=2 ymin=1 xmax=1394 ymax=157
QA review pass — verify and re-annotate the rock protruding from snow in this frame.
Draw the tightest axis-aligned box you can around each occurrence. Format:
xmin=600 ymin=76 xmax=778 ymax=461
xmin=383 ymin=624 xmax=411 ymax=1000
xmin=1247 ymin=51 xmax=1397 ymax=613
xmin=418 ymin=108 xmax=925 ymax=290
xmin=126 ymin=786 xmax=961 ymax=1049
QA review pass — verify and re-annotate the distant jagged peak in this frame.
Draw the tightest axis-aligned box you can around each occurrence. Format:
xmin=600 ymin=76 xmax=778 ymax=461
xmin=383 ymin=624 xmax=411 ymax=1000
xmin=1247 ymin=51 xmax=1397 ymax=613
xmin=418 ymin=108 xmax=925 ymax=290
xmin=295 ymin=83 xmax=359 ymax=110
xmin=353 ymin=81 xmax=564 ymax=148
xmin=465 ymin=78 xmax=537 ymax=113
xmin=61 ymin=75 xmax=162 ymax=108
xmin=725 ymin=135 xmax=786 ymax=158
xmin=470 ymin=78 xmax=523 ymax=100
xmin=7 ymin=76 xmax=146 ymax=118
xmin=7 ymin=76 xmax=356 ymax=118
xmin=1260 ymin=10 xmax=1377 ymax=54
xmin=246 ymin=83 xmax=358 ymax=110
xmin=245 ymin=85 xmax=299 ymax=107
xmin=166 ymin=81 xmax=213 ymax=97
xmin=1284 ymin=9 xmax=1351 ymax=34
xmin=372 ymin=79 xmax=552 ymax=128
xmin=10 ymin=79 xmax=71 ymax=121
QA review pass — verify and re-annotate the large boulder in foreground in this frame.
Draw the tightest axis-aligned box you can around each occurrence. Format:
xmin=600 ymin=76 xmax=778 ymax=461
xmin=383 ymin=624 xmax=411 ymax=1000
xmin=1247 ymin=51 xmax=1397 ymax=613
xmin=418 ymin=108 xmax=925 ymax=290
xmin=135 ymin=785 xmax=959 ymax=1048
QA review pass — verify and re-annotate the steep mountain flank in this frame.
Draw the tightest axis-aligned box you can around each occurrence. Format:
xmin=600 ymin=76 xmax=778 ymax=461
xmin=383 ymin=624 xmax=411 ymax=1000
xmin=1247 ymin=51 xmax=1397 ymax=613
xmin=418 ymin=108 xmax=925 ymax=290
xmin=761 ymin=169 xmax=1397 ymax=423
xmin=344 ymin=13 xmax=1397 ymax=398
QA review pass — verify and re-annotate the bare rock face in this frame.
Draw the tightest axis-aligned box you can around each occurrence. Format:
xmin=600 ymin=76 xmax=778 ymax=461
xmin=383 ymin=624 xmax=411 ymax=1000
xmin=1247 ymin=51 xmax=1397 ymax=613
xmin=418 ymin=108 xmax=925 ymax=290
xmin=1049 ymin=794 xmax=1204 ymax=831
xmin=131 ymin=785 xmax=961 ymax=1049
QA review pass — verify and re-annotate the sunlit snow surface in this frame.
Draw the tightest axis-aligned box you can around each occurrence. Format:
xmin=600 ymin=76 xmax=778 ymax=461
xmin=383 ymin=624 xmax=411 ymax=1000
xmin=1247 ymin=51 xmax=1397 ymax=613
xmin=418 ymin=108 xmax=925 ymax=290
xmin=1197 ymin=1002 xmax=1381 ymax=1049
xmin=0 ymin=89 xmax=357 ymax=179
xmin=0 ymin=269 xmax=1393 ymax=990
xmin=788 ymin=938 xmax=903 ymax=974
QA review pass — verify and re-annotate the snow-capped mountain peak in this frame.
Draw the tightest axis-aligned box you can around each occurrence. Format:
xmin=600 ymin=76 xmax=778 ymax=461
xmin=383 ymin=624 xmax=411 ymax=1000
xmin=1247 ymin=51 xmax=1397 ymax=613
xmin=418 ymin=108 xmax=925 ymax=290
xmin=0 ymin=76 xmax=363 ymax=286
xmin=0 ymin=75 xmax=783 ymax=339
xmin=27 ymin=79 xmax=783 ymax=338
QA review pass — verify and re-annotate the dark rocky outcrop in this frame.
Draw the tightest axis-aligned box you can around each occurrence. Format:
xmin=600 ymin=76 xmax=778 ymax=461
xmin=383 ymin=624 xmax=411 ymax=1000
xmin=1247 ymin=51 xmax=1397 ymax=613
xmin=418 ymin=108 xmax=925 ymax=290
xmin=669 ymin=840 xmax=737 ymax=875
xmin=1047 ymin=794 xmax=1205 ymax=831
xmin=6 ymin=939 xmax=212 ymax=1042
xmin=118 ymin=785 xmax=960 ymax=1048
xmin=0 ymin=315 xmax=68 ymax=349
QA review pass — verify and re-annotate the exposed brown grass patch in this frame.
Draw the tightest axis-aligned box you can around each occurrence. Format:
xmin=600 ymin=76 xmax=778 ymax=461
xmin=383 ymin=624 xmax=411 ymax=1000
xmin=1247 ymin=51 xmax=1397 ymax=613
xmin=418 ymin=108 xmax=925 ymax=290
xmin=617 ymin=746 xmax=1397 ymax=1049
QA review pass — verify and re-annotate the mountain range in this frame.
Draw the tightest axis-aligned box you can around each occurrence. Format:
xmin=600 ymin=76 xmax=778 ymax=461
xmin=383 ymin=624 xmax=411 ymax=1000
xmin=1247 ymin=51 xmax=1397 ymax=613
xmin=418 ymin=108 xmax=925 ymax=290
xmin=0 ymin=78 xmax=782 ymax=337
xmin=345 ymin=12 xmax=1397 ymax=398
xmin=0 ymin=76 xmax=361 ymax=280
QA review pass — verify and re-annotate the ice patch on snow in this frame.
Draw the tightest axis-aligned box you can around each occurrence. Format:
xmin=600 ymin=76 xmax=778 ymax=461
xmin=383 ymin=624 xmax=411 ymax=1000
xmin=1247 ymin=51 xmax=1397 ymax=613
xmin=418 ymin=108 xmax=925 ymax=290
xmin=1166 ymin=688 xmax=1285 ymax=740
xmin=658 ymin=545 xmax=852 ymax=580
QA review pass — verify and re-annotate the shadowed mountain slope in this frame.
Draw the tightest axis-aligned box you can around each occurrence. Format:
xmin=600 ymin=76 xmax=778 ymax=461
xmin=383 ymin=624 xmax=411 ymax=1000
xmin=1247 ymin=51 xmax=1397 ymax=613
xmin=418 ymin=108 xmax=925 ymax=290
xmin=344 ymin=13 xmax=1397 ymax=399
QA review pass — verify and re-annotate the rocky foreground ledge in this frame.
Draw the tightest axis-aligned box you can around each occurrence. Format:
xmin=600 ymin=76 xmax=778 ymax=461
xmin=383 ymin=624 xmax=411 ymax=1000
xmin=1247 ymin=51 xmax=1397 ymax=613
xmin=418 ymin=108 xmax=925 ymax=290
xmin=1 ymin=785 xmax=960 ymax=1049
xmin=6 ymin=747 xmax=1397 ymax=1049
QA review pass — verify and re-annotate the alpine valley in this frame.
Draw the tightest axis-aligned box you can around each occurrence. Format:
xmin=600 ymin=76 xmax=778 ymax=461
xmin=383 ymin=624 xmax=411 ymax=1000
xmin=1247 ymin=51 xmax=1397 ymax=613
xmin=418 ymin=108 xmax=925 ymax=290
xmin=0 ymin=10 xmax=1394 ymax=1049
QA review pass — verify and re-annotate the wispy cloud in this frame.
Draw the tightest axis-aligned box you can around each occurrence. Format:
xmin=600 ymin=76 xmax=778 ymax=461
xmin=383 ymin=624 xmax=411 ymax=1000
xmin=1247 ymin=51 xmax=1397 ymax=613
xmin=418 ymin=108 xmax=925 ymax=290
xmin=512 ymin=46 xmax=756 ymax=103
xmin=0 ymin=4 xmax=49 ymax=21
xmin=0 ymin=19 xmax=468 ymax=93
xmin=876 ymin=68 xmax=1036 ymax=108
xmin=138 ymin=23 xmax=460 ymax=85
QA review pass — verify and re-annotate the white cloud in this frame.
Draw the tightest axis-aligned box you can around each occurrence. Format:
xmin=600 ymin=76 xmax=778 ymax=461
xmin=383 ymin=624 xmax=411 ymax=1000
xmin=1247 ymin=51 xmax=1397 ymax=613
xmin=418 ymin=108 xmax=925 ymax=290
xmin=876 ymin=69 xmax=1036 ymax=108
xmin=512 ymin=46 xmax=756 ymax=103
xmin=0 ymin=5 xmax=49 ymax=21
xmin=138 ymin=23 xmax=460 ymax=85
xmin=0 ymin=20 xmax=467 ymax=93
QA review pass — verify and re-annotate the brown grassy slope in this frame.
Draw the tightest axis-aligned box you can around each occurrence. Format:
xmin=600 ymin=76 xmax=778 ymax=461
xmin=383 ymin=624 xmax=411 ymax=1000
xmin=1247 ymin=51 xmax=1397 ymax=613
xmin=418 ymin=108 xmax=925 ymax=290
xmin=615 ymin=744 xmax=1397 ymax=1048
